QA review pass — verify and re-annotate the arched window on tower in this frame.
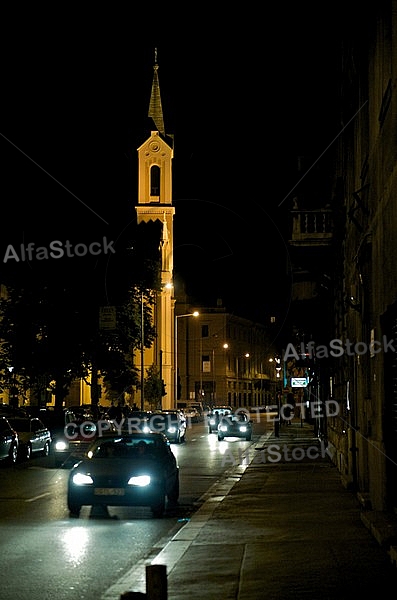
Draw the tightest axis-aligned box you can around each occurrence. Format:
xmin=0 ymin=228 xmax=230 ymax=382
xmin=150 ymin=165 xmax=160 ymax=199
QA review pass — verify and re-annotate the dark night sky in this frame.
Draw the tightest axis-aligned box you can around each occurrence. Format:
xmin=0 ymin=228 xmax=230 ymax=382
xmin=0 ymin=5 xmax=358 ymax=332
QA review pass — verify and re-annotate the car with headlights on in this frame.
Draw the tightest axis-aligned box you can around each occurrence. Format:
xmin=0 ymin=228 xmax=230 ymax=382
xmin=53 ymin=406 xmax=116 ymax=467
xmin=217 ymin=411 xmax=253 ymax=441
xmin=67 ymin=431 xmax=179 ymax=518
xmin=148 ymin=410 xmax=186 ymax=443
xmin=6 ymin=416 xmax=51 ymax=461
xmin=120 ymin=411 xmax=154 ymax=434
xmin=207 ymin=406 xmax=233 ymax=433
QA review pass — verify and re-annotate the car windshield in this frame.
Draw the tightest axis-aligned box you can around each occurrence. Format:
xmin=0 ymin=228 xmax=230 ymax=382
xmin=231 ymin=414 xmax=247 ymax=422
xmin=91 ymin=437 xmax=161 ymax=459
xmin=65 ymin=421 xmax=98 ymax=437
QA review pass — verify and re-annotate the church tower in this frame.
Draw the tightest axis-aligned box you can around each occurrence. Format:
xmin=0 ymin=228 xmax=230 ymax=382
xmin=135 ymin=51 xmax=175 ymax=409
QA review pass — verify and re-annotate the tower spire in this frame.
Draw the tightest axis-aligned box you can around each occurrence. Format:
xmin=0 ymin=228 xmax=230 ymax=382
xmin=148 ymin=48 xmax=165 ymax=136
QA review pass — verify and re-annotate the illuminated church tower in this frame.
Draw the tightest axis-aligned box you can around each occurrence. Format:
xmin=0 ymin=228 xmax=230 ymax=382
xmin=135 ymin=51 xmax=175 ymax=409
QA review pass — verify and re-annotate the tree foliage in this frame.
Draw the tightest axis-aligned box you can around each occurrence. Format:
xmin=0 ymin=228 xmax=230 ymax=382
xmin=144 ymin=363 xmax=163 ymax=411
xmin=0 ymin=219 xmax=163 ymax=408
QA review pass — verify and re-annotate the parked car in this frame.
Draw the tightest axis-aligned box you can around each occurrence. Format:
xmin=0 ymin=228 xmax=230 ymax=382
xmin=0 ymin=415 xmax=19 ymax=464
xmin=217 ymin=412 xmax=253 ymax=441
xmin=6 ymin=416 xmax=51 ymax=460
xmin=0 ymin=404 xmax=29 ymax=417
xmin=149 ymin=410 xmax=186 ymax=443
xmin=53 ymin=406 xmax=116 ymax=467
xmin=67 ymin=431 xmax=179 ymax=518
xmin=207 ymin=406 xmax=233 ymax=433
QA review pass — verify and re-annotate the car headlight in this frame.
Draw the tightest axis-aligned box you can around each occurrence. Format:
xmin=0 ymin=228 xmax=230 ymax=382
xmin=128 ymin=475 xmax=151 ymax=487
xmin=219 ymin=425 xmax=228 ymax=432
xmin=167 ymin=426 xmax=176 ymax=434
xmin=209 ymin=418 xmax=215 ymax=425
xmin=55 ymin=440 xmax=68 ymax=451
xmin=239 ymin=426 xmax=247 ymax=432
xmin=72 ymin=473 xmax=93 ymax=485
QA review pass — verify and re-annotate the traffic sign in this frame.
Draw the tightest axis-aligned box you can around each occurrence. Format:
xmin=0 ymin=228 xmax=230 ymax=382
xmin=291 ymin=377 xmax=308 ymax=388
xmin=99 ymin=306 xmax=117 ymax=330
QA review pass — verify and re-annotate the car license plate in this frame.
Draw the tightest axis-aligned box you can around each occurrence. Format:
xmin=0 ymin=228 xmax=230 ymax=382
xmin=94 ymin=488 xmax=125 ymax=496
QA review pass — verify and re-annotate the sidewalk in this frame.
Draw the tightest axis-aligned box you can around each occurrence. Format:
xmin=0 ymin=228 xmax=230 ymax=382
xmin=105 ymin=420 xmax=397 ymax=600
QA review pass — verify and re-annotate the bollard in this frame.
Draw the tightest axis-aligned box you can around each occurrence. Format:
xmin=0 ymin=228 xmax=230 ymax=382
xmin=120 ymin=564 xmax=167 ymax=600
xmin=146 ymin=564 xmax=167 ymax=600
xmin=274 ymin=416 xmax=280 ymax=437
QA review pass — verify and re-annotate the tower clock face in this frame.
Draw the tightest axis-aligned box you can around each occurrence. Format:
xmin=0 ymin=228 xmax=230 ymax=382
xmin=149 ymin=141 xmax=160 ymax=153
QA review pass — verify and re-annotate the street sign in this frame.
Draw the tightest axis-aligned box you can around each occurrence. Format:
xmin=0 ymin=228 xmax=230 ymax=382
xmin=99 ymin=306 xmax=117 ymax=330
xmin=291 ymin=377 xmax=308 ymax=388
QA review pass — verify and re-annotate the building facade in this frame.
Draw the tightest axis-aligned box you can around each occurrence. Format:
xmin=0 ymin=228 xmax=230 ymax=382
xmin=286 ymin=3 xmax=397 ymax=517
xmin=329 ymin=2 xmax=397 ymax=513
xmin=176 ymin=301 xmax=280 ymax=410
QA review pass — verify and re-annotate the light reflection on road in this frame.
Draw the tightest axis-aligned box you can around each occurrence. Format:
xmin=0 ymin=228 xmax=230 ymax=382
xmin=62 ymin=527 xmax=90 ymax=566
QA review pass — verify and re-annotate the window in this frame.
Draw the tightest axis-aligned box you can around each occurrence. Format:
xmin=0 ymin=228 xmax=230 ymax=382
xmin=201 ymin=324 xmax=209 ymax=338
xmin=150 ymin=165 xmax=160 ymax=197
xmin=202 ymin=355 xmax=210 ymax=373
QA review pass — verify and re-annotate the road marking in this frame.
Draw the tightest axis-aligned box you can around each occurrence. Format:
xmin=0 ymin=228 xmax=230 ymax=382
xmin=25 ymin=492 xmax=51 ymax=503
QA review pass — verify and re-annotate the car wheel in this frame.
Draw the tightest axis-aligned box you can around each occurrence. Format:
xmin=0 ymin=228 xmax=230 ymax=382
xmin=217 ymin=434 xmax=223 ymax=441
xmin=151 ymin=494 xmax=166 ymax=517
xmin=25 ymin=444 xmax=32 ymax=460
xmin=9 ymin=444 xmax=18 ymax=465
xmin=208 ymin=427 xmax=212 ymax=434
xmin=246 ymin=434 xmax=252 ymax=441
xmin=69 ymin=505 xmax=81 ymax=517
xmin=42 ymin=441 xmax=50 ymax=457
xmin=68 ymin=495 xmax=81 ymax=517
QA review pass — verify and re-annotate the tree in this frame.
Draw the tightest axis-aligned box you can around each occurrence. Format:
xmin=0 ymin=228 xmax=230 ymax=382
xmin=0 ymin=218 xmax=163 ymax=408
xmin=0 ymin=283 xmax=88 ymax=407
xmin=144 ymin=364 xmax=163 ymax=410
xmin=94 ymin=284 xmax=158 ymax=403
xmin=0 ymin=272 xmax=159 ymax=408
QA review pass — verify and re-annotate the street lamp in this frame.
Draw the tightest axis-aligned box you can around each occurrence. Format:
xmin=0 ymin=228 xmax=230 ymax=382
xmin=236 ymin=353 xmax=250 ymax=407
xmin=212 ymin=343 xmax=229 ymax=405
xmin=140 ymin=290 xmax=144 ymax=411
xmin=175 ymin=311 xmax=199 ymax=408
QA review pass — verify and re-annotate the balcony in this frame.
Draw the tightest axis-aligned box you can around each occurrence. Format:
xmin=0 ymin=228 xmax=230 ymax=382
xmin=289 ymin=208 xmax=333 ymax=247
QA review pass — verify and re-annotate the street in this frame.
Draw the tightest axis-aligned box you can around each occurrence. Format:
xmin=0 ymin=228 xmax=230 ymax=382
xmin=0 ymin=412 xmax=272 ymax=600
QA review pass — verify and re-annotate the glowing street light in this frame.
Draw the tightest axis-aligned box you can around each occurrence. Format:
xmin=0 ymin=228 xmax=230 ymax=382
xmin=236 ymin=353 xmax=250 ymax=407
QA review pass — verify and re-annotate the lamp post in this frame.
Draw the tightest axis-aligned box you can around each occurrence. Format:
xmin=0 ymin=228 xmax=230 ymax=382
xmin=221 ymin=343 xmax=228 ymax=404
xmin=140 ymin=290 xmax=144 ymax=411
xmin=175 ymin=311 xmax=199 ymax=409
xmin=269 ymin=356 xmax=282 ymax=435
xmin=236 ymin=353 xmax=249 ymax=408
xmin=199 ymin=336 xmax=203 ymax=401
xmin=212 ymin=348 xmax=215 ymax=404
xmin=210 ymin=342 xmax=229 ymax=406
xmin=7 ymin=366 xmax=17 ymax=408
